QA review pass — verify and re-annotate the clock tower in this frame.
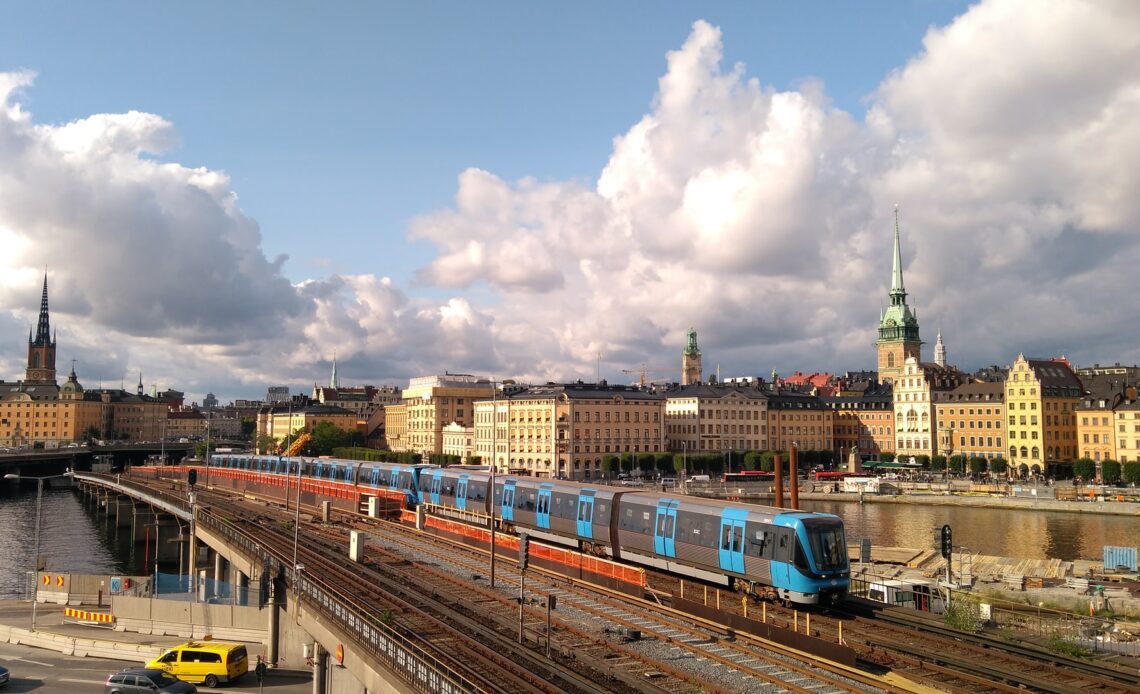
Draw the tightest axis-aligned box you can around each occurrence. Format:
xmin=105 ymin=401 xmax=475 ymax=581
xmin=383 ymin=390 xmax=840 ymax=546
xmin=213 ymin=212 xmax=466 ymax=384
xmin=876 ymin=207 xmax=922 ymax=384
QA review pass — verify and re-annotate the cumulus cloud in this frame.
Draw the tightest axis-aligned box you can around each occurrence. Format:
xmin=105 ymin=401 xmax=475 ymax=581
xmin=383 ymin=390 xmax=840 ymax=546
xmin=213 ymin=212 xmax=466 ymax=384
xmin=3 ymin=0 xmax=1140 ymax=403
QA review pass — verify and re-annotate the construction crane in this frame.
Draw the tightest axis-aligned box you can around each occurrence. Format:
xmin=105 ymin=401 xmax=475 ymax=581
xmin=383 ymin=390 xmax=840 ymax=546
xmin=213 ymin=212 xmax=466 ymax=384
xmin=282 ymin=431 xmax=312 ymax=457
xmin=621 ymin=364 xmax=672 ymax=387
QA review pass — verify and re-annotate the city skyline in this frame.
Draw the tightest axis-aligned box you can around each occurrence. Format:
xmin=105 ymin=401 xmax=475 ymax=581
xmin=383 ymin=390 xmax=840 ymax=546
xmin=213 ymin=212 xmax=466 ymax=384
xmin=2 ymin=1 xmax=1138 ymax=405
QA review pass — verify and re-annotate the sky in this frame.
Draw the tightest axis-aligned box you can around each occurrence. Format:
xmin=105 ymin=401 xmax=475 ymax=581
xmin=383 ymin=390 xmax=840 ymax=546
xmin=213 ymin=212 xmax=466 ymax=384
xmin=1 ymin=0 xmax=1138 ymax=406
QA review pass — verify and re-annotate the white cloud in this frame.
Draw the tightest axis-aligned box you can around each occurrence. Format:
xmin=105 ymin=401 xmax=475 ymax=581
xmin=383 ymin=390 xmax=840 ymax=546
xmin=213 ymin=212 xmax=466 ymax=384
xmin=3 ymin=0 xmax=1140 ymax=404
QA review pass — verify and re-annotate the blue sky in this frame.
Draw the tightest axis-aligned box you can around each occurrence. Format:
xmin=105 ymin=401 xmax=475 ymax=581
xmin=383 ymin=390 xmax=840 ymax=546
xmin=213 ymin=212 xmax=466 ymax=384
xmin=1 ymin=1 xmax=1138 ymax=404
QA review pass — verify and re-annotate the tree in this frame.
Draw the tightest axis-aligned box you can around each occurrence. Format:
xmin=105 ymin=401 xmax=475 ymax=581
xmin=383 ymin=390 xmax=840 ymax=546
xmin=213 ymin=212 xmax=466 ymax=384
xmin=948 ymin=455 xmax=966 ymax=474
xmin=989 ymin=457 xmax=1008 ymax=476
xmin=879 ymin=452 xmax=896 ymax=462
xmin=637 ymin=452 xmax=655 ymax=476
xmin=603 ymin=456 xmax=620 ymax=478
xmin=309 ymin=421 xmax=362 ymax=455
xmin=1101 ymin=459 xmax=1121 ymax=485
xmin=757 ymin=451 xmax=777 ymax=472
xmin=240 ymin=416 xmax=257 ymax=438
xmin=83 ymin=425 xmax=101 ymax=444
xmin=915 ymin=454 xmax=931 ymax=469
xmin=255 ymin=433 xmax=278 ymax=454
xmin=930 ymin=455 xmax=947 ymax=472
xmin=1072 ymin=458 xmax=1096 ymax=482
xmin=969 ymin=456 xmax=988 ymax=476
xmin=619 ymin=452 xmax=634 ymax=474
xmin=743 ymin=451 xmax=762 ymax=472
xmin=655 ymin=453 xmax=674 ymax=476
xmin=1122 ymin=461 xmax=1140 ymax=485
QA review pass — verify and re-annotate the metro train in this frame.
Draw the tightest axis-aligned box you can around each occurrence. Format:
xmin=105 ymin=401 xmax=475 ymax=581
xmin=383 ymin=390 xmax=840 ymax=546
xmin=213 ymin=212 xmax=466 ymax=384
xmin=207 ymin=453 xmax=850 ymax=605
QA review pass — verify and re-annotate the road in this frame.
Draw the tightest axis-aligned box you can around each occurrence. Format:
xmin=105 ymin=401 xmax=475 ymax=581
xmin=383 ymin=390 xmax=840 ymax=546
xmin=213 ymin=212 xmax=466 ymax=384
xmin=0 ymin=641 xmax=312 ymax=693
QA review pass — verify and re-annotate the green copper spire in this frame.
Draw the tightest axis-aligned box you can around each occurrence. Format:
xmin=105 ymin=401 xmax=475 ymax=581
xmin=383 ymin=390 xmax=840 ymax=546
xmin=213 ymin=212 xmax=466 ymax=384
xmin=684 ymin=327 xmax=700 ymax=356
xmin=878 ymin=206 xmax=921 ymax=344
xmin=891 ymin=204 xmax=905 ymax=297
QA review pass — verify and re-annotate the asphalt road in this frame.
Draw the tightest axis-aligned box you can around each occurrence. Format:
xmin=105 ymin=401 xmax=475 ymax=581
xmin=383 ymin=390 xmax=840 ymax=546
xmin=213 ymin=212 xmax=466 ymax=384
xmin=0 ymin=641 xmax=312 ymax=693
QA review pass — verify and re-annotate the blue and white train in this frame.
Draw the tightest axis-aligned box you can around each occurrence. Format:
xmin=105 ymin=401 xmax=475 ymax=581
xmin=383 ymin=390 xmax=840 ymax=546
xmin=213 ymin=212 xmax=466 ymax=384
xmin=206 ymin=454 xmax=850 ymax=605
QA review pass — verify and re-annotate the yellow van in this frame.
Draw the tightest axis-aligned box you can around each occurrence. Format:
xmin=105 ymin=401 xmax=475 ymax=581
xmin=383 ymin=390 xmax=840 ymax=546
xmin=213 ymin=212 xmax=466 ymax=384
xmin=146 ymin=640 xmax=249 ymax=688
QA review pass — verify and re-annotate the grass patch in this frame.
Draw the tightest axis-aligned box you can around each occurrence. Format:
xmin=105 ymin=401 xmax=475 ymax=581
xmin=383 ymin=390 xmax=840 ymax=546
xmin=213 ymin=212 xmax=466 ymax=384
xmin=1046 ymin=633 xmax=1092 ymax=659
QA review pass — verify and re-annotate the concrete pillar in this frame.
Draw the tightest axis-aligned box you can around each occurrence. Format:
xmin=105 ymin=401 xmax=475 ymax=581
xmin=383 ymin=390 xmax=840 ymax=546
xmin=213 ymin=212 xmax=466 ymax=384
xmin=112 ymin=496 xmax=133 ymax=527
xmin=155 ymin=516 xmax=182 ymax=563
xmin=232 ymin=565 xmax=249 ymax=606
xmin=214 ymin=552 xmax=226 ymax=599
xmin=312 ymin=642 xmax=326 ymax=694
xmin=267 ymin=578 xmax=280 ymax=665
xmin=132 ymin=504 xmax=156 ymax=544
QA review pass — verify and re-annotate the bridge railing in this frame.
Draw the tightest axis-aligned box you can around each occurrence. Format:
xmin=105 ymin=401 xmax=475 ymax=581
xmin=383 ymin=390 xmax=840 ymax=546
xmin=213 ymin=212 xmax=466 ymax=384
xmin=197 ymin=510 xmax=476 ymax=693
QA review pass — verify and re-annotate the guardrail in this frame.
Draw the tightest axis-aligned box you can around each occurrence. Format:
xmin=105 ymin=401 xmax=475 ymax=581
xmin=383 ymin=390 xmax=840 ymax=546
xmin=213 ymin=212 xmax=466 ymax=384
xmin=197 ymin=510 xmax=475 ymax=693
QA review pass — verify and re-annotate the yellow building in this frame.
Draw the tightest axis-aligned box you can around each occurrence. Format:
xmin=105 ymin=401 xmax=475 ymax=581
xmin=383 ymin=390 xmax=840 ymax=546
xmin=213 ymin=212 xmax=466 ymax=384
xmin=1114 ymin=399 xmax=1140 ymax=464
xmin=399 ymin=375 xmax=495 ymax=455
xmin=474 ymin=382 xmax=665 ymax=480
xmin=383 ymin=403 xmax=408 ymax=452
xmin=765 ymin=390 xmax=833 ymax=453
xmin=1005 ymin=355 xmax=1082 ymax=476
xmin=256 ymin=404 xmax=356 ymax=452
xmin=1076 ymin=394 xmax=1118 ymax=467
xmin=664 ymin=383 xmax=769 ymax=454
xmin=441 ymin=422 xmax=473 ymax=461
xmin=824 ymin=382 xmax=894 ymax=461
xmin=934 ymin=382 xmax=1006 ymax=462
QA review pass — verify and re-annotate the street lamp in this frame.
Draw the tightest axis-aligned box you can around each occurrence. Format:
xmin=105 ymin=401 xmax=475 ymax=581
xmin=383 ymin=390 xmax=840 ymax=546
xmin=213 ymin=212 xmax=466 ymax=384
xmin=5 ymin=470 xmax=72 ymax=630
xmin=490 ymin=383 xmax=498 ymax=589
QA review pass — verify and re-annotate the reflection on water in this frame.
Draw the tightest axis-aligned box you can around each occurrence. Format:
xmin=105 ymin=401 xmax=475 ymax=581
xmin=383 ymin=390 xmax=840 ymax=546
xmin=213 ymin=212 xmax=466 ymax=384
xmin=0 ymin=488 xmax=145 ymax=600
xmin=802 ymin=500 xmax=1138 ymax=561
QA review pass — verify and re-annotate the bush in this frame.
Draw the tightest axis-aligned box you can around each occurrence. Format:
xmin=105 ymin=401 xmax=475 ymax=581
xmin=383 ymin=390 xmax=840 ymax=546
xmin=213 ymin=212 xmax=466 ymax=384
xmin=943 ymin=600 xmax=982 ymax=633
xmin=989 ymin=457 xmax=1008 ymax=475
xmin=931 ymin=455 xmax=947 ymax=472
xmin=969 ymin=456 xmax=988 ymax=475
xmin=1046 ymin=633 xmax=1092 ymax=659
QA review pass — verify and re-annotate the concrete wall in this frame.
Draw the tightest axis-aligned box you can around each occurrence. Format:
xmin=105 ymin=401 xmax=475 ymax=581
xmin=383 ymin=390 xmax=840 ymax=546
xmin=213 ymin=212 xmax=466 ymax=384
xmin=112 ymin=595 xmax=266 ymax=643
xmin=0 ymin=622 xmax=164 ymax=663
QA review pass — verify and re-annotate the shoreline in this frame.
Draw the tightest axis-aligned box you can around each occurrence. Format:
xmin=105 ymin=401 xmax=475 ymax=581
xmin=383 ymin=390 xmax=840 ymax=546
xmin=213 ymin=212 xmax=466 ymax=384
xmin=686 ymin=488 xmax=1140 ymax=516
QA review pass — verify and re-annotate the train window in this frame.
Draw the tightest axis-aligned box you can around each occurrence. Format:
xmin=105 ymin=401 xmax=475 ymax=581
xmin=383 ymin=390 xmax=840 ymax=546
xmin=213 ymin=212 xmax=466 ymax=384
xmin=721 ymin=525 xmax=733 ymax=550
xmin=595 ymin=500 xmax=608 ymax=520
xmin=663 ymin=513 xmax=675 ymax=538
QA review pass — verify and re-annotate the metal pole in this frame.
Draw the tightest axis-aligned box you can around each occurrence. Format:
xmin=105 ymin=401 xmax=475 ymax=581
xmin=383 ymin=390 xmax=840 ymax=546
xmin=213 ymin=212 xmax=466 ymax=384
xmin=31 ymin=477 xmax=43 ymax=630
xmin=518 ymin=570 xmax=525 ymax=644
xmin=292 ymin=457 xmax=302 ymax=575
xmin=491 ymin=384 xmax=497 ymax=589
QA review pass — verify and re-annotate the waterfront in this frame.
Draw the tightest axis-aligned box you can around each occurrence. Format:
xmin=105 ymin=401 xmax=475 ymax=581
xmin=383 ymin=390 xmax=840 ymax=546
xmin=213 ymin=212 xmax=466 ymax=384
xmin=802 ymin=498 xmax=1139 ymax=562
xmin=0 ymin=488 xmax=149 ymax=600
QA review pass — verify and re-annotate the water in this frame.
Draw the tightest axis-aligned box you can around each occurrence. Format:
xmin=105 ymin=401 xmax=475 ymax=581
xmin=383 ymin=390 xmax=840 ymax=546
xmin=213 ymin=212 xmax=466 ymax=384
xmin=0 ymin=487 xmax=149 ymax=600
xmin=802 ymin=499 xmax=1139 ymax=562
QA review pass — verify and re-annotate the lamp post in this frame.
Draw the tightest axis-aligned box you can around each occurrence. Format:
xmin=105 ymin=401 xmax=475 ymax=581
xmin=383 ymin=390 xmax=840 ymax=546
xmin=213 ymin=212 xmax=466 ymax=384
xmin=291 ymin=455 xmax=302 ymax=581
xmin=5 ymin=471 xmax=72 ymax=630
xmin=490 ymin=382 xmax=498 ymax=589
xmin=682 ymin=440 xmax=688 ymax=480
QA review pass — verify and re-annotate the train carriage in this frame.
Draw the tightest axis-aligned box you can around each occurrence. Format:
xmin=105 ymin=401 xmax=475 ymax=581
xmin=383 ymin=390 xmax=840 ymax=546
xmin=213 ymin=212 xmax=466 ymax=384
xmin=616 ymin=493 xmax=848 ymax=605
xmin=358 ymin=461 xmax=434 ymax=509
xmin=497 ymin=477 xmax=623 ymax=553
xmin=424 ymin=468 xmax=492 ymax=515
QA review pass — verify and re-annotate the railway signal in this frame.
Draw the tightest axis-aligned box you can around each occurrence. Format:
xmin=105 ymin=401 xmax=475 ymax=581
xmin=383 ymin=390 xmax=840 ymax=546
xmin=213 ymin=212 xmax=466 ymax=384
xmin=187 ymin=469 xmax=197 ymax=488
xmin=519 ymin=533 xmax=530 ymax=571
xmin=940 ymin=524 xmax=952 ymax=559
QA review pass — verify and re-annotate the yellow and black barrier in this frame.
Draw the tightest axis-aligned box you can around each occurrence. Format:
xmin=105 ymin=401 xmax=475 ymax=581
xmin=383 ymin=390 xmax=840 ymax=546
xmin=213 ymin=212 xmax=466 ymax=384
xmin=64 ymin=607 xmax=115 ymax=624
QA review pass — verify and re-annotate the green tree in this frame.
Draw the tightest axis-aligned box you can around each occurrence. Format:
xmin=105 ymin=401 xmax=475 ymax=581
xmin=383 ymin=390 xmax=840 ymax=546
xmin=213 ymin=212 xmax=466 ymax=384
xmin=915 ymin=454 xmax=931 ymax=469
xmin=83 ymin=425 xmax=101 ymax=444
xmin=654 ymin=453 xmax=674 ymax=476
xmin=637 ymin=452 xmax=655 ymax=475
xmin=930 ymin=455 xmax=947 ymax=472
xmin=969 ymin=456 xmax=988 ymax=476
xmin=255 ymin=432 xmax=277 ymax=454
xmin=757 ymin=451 xmax=777 ymax=472
xmin=948 ymin=455 xmax=966 ymax=474
xmin=989 ymin=457 xmax=1008 ymax=476
xmin=619 ymin=452 xmax=634 ymax=474
xmin=879 ymin=452 xmax=896 ymax=462
xmin=309 ymin=421 xmax=362 ymax=455
xmin=1101 ymin=459 xmax=1121 ymax=485
xmin=240 ymin=416 xmax=257 ymax=438
xmin=1121 ymin=461 xmax=1140 ymax=485
xmin=1072 ymin=458 xmax=1096 ymax=482
xmin=603 ymin=455 xmax=620 ymax=478
xmin=743 ymin=451 xmax=762 ymax=472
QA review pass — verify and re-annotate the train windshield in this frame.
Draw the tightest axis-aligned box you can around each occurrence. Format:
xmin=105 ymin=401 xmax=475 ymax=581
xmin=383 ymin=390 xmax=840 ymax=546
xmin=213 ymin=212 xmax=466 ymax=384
xmin=803 ymin=519 xmax=848 ymax=572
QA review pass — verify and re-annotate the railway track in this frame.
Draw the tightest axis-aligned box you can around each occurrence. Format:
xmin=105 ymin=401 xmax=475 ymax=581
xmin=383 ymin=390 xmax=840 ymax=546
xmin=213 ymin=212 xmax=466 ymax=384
xmin=200 ymin=498 xmax=613 ymax=694
xmin=114 ymin=470 xmax=1140 ymax=693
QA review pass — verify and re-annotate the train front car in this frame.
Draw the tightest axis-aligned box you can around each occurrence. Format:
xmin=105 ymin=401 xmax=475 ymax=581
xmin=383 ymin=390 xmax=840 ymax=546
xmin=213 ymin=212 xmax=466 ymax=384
xmin=616 ymin=494 xmax=849 ymax=606
xmin=772 ymin=510 xmax=850 ymax=605
xmin=358 ymin=461 xmax=435 ymax=510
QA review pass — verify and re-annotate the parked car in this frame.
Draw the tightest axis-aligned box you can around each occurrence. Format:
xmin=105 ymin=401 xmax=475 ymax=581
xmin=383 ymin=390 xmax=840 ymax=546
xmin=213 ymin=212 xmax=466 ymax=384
xmin=104 ymin=668 xmax=195 ymax=694
xmin=0 ymin=662 xmax=9 ymax=687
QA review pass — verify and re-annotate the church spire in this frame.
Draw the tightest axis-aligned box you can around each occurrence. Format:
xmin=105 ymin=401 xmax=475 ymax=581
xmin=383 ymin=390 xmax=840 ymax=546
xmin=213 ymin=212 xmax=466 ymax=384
xmin=330 ymin=350 xmax=339 ymax=389
xmin=890 ymin=204 xmax=907 ymax=304
xmin=33 ymin=273 xmax=52 ymax=347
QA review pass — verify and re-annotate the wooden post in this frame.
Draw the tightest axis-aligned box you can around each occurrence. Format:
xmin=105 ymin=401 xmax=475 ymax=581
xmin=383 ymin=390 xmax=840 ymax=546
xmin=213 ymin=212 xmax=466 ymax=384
xmin=762 ymin=602 xmax=767 ymax=623
xmin=838 ymin=621 xmax=843 ymax=645
xmin=716 ymin=590 xmax=720 ymax=610
xmin=703 ymin=585 xmax=708 ymax=605
xmin=742 ymin=596 xmax=748 ymax=618
xmin=794 ymin=610 xmax=798 ymax=632
xmin=806 ymin=612 xmax=810 ymax=635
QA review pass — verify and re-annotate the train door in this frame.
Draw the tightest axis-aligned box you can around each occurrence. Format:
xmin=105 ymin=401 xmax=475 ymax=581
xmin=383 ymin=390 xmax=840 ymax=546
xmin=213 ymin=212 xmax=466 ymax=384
xmin=653 ymin=500 xmax=679 ymax=558
xmin=456 ymin=475 xmax=469 ymax=511
xmin=771 ymin=527 xmax=793 ymax=585
xmin=428 ymin=471 xmax=442 ymax=505
xmin=718 ymin=508 xmax=747 ymax=574
xmin=575 ymin=492 xmax=594 ymax=538
xmin=500 ymin=479 xmax=516 ymax=522
xmin=368 ymin=466 xmax=381 ymax=487
xmin=537 ymin=484 xmax=553 ymax=530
